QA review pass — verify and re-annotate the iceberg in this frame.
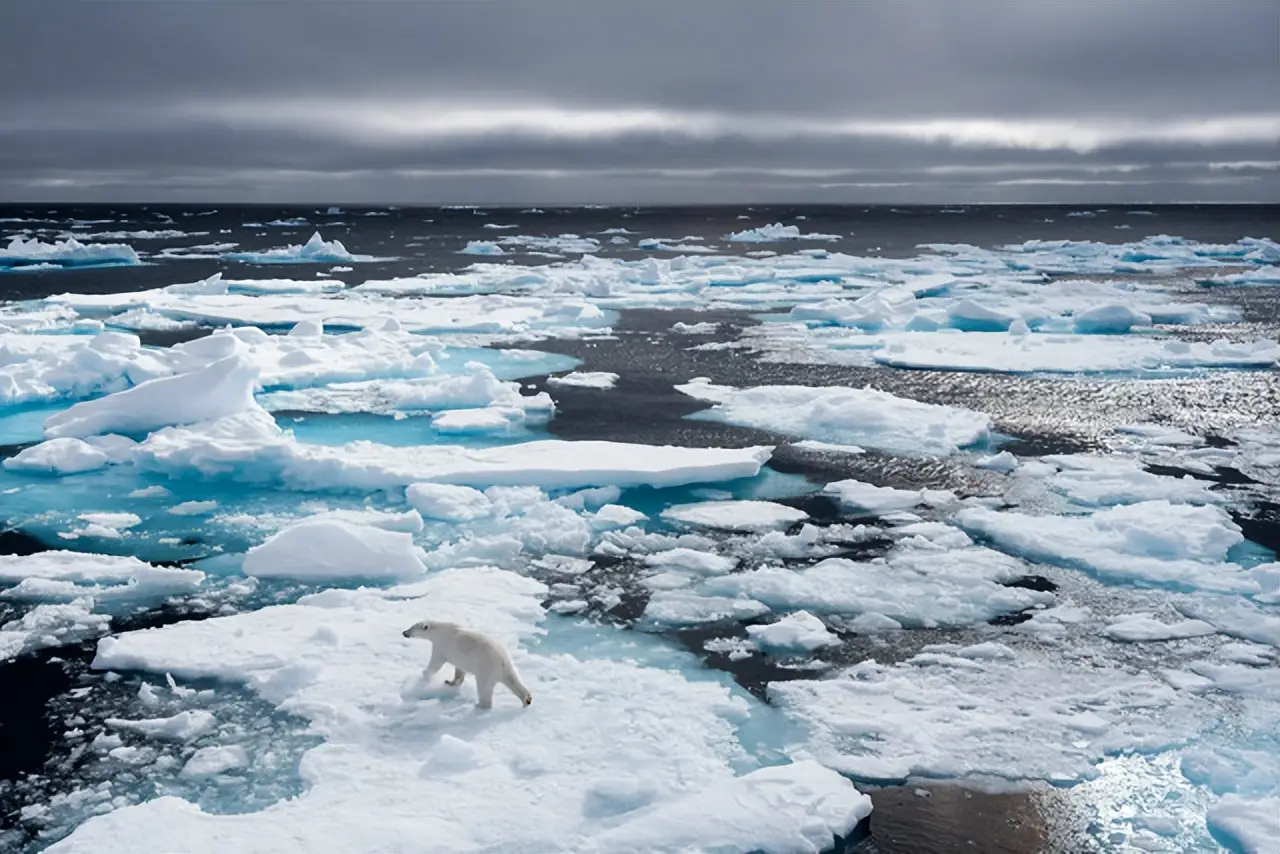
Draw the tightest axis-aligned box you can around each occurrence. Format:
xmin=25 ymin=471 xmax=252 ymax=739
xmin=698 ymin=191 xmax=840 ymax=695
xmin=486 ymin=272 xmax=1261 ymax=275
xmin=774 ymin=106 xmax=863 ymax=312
xmin=224 ymin=232 xmax=387 ymax=264
xmin=724 ymin=223 xmax=842 ymax=243
xmin=0 ymin=235 xmax=140 ymax=270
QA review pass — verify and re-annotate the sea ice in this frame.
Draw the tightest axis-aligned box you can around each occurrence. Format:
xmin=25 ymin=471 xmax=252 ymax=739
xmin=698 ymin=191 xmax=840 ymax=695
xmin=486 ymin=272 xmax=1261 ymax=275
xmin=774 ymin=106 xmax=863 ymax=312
xmin=224 ymin=232 xmax=385 ymax=264
xmin=1102 ymin=614 xmax=1218 ymax=642
xmin=746 ymin=611 xmax=840 ymax=652
xmin=957 ymin=501 xmax=1257 ymax=594
xmin=822 ymin=479 xmax=955 ymax=514
xmin=724 ymin=223 xmax=841 ymax=242
xmin=0 ymin=236 xmax=140 ymax=270
xmin=770 ymin=647 xmax=1208 ymax=785
xmin=52 ymin=566 xmax=870 ymax=854
xmin=677 ymin=380 xmax=990 ymax=457
xmin=660 ymin=500 xmax=808 ymax=533
xmin=545 ymin=371 xmax=619 ymax=389
xmin=43 ymin=355 xmax=261 ymax=439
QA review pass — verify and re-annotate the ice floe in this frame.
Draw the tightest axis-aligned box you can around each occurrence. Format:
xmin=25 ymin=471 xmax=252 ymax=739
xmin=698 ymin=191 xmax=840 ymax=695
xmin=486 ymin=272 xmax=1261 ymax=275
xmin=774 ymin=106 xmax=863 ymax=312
xmin=48 ymin=566 xmax=870 ymax=854
xmin=224 ymin=232 xmax=388 ymax=264
xmin=0 ymin=236 xmax=141 ymax=271
xmin=677 ymin=380 xmax=991 ymax=457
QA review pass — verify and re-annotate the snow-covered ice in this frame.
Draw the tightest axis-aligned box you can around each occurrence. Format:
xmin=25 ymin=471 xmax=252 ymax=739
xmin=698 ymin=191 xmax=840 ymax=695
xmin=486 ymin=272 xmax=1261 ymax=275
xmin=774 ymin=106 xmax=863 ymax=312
xmin=660 ymin=500 xmax=808 ymax=533
xmin=47 ymin=566 xmax=871 ymax=854
xmin=677 ymin=380 xmax=991 ymax=457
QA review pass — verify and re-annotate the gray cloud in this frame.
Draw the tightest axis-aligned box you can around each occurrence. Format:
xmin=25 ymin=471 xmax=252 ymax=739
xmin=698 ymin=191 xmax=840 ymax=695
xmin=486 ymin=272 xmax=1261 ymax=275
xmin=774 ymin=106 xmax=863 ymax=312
xmin=1 ymin=0 xmax=1276 ymax=203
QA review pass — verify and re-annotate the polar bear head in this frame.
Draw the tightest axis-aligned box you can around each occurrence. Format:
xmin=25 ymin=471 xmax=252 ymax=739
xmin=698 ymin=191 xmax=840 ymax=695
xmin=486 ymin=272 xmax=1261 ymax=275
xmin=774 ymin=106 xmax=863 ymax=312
xmin=401 ymin=619 xmax=459 ymax=640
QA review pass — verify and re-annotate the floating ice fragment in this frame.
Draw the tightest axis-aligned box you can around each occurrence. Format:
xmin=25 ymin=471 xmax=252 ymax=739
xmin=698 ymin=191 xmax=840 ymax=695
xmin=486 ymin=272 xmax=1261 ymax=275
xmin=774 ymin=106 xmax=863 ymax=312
xmin=661 ymin=500 xmax=808 ymax=533
xmin=746 ymin=611 xmax=839 ymax=652
xmin=241 ymin=518 xmax=428 ymax=582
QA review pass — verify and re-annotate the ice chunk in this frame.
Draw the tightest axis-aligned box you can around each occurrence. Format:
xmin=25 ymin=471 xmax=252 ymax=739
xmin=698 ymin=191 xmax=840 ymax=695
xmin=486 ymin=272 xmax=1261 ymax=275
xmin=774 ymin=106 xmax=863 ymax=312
xmin=131 ymin=420 xmax=774 ymax=492
xmin=460 ymin=240 xmax=506 ymax=256
xmin=241 ymin=518 xmax=428 ymax=582
xmin=0 ymin=235 xmax=140 ymax=270
xmin=178 ymin=745 xmax=249 ymax=780
xmin=1102 ymin=614 xmax=1217 ymax=642
xmin=661 ymin=500 xmax=808 ymax=533
xmin=1206 ymin=794 xmax=1280 ymax=854
xmin=546 ymin=371 xmax=619 ymax=389
xmin=104 ymin=710 xmax=216 ymax=743
xmin=871 ymin=331 xmax=1280 ymax=374
xmin=44 ymin=355 xmax=261 ymax=440
xmin=1072 ymin=304 xmax=1153 ymax=334
xmin=405 ymin=483 xmax=494 ymax=522
xmin=642 ymin=548 xmax=737 ymax=575
xmin=677 ymin=381 xmax=990 ymax=457
xmin=3 ymin=437 xmax=111 ymax=474
xmin=1042 ymin=454 xmax=1220 ymax=507
xmin=976 ymin=451 xmax=1019 ymax=472
xmin=957 ymin=501 xmax=1255 ymax=594
xmin=430 ymin=407 xmax=525 ymax=434
xmin=771 ymin=650 xmax=1206 ymax=785
xmin=697 ymin=542 xmax=1050 ymax=629
xmin=823 ymin=479 xmax=954 ymax=514
xmin=747 ymin=611 xmax=840 ymax=652
xmin=225 ymin=232 xmax=385 ymax=264
xmin=724 ymin=223 xmax=841 ymax=242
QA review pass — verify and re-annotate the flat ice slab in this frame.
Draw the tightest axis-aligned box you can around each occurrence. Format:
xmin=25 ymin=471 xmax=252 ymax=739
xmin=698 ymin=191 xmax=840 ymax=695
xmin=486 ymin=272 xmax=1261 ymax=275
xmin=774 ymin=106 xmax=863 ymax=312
xmin=660 ymin=500 xmax=808 ymax=533
xmin=677 ymin=380 xmax=990 ymax=457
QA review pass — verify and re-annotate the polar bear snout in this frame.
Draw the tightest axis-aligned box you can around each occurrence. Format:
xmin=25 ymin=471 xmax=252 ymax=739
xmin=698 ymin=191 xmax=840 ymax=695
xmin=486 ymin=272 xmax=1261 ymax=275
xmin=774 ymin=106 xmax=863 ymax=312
xmin=401 ymin=628 xmax=412 ymax=638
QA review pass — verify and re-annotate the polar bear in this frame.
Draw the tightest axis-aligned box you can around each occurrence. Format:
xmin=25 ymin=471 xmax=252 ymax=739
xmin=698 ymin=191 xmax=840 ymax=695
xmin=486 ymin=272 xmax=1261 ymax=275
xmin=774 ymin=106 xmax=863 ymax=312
xmin=402 ymin=620 xmax=532 ymax=709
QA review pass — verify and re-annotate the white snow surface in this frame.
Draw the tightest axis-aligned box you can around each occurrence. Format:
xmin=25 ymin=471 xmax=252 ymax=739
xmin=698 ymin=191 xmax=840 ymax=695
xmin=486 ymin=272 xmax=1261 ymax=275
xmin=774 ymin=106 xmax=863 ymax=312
xmin=50 ymin=566 xmax=871 ymax=854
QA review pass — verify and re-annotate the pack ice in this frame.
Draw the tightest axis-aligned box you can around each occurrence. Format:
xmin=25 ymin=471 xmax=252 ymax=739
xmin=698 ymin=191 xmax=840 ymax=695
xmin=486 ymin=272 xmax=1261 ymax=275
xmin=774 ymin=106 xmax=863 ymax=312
xmin=3 ymin=223 xmax=1279 ymax=854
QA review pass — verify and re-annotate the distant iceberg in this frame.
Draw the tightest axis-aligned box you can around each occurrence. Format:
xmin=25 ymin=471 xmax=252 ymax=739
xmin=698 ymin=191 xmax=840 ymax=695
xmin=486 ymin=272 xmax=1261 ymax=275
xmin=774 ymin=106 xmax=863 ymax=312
xmin=0 ymin=235 xmax=141 ymax=271
xmin=224 ymin=232 xmax=387 ymax=264
xmin=723 ymin=222 xmax=841 ymax=243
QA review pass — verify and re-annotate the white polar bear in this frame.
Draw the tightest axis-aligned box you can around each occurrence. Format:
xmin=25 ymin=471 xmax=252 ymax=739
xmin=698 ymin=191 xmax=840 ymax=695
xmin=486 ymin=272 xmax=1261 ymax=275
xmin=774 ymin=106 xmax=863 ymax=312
xmin=402 ymin=619 xmax=532 ymax=709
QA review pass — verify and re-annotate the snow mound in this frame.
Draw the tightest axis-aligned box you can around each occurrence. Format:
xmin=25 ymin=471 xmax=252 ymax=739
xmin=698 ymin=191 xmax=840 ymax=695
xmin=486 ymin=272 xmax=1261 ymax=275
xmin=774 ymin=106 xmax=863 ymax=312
xmin=661 ymin=500 xmax=808 ymax=533
xmin=0 ymin=235 xmax=140 ymax=270
xmin=241 ymin=518 xmax=428 ymax=582
xmin=677 ymin=381 xmax=990 ymax=457
xmin=1206 ymin=794 xmax=1280 ymax=854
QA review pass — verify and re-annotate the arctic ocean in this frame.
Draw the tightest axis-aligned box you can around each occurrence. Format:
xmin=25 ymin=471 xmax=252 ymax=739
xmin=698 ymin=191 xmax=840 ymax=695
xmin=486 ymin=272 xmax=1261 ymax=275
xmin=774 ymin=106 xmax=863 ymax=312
xmin=1 ymin=203 xmax=1278 ymax=854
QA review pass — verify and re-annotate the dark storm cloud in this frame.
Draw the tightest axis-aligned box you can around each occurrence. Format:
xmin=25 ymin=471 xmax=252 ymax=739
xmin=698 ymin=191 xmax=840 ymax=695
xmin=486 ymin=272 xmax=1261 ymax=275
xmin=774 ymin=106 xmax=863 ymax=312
xmin=1 ymin=0 xmax=1276 ymax=203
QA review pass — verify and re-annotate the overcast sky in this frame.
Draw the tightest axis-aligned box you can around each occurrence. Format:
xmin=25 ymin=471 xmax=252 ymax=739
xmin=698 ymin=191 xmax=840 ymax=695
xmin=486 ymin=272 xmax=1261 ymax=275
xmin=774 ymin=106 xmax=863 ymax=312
xmin=1 ymin=0 xmax=1277 ymax=204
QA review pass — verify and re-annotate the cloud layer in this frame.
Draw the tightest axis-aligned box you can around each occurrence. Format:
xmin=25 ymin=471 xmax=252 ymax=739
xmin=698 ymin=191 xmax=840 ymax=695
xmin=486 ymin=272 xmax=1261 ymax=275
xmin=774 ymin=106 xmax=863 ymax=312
xmin=2 ymin=0 xmax=1276 ymax=203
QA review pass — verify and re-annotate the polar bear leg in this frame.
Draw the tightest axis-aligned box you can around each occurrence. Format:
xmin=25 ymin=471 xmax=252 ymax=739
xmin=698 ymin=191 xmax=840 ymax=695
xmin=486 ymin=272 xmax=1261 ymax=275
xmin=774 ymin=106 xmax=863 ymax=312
xmin=446 ymin=667 xmax=466 ymax=687
xmin=475 ymin=673 xmax=496 ymax=709
xmin=423 ymin=649 xmax=446 ymax=682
